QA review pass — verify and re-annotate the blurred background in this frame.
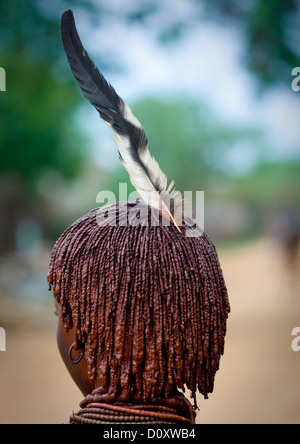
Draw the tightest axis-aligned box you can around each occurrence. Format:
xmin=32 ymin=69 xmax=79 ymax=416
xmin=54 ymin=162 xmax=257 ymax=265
xmin=0 ymin=0 xmax=300 ymax=424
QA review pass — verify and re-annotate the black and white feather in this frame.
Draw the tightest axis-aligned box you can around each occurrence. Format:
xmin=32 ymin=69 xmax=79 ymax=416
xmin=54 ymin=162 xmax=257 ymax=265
xmin=61 ymin=9 xmax=183 ymax=230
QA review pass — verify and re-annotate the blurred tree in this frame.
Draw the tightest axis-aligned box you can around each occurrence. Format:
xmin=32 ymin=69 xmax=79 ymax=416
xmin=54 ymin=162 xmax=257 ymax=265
xmin=230 ymin=158 xmax=300 ymax=242
xmin=0 ymin=0 xmax=95 ymax=254
xmin=232 ymin=159 xmax=300 ymax=213
xmin=131 ymin=98 xmax=259 ymax=191
xmin=122 ymin=0 xmax=300 ymax=91
xmin=199 ymin=0 xmax=300 ymax=90
xmin=118 ymin=0 xmax=300 ymax=240
xmin=103 ymin=96 xmax=300 ymax=240
xmin=1 ymin=0 xmax=298 ymax=254
xmin=153 ymin=0 xmax=298 ymax=90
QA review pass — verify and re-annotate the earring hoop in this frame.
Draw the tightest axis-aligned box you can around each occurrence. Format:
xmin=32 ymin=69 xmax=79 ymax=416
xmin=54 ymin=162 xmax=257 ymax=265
xmin=69 ymin=342 xmax=84 ymax=364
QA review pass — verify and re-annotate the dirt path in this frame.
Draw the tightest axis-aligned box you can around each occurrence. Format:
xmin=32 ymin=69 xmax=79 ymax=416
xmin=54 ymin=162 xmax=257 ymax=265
xmin=0 ymin=239 xmax=299 ymax=423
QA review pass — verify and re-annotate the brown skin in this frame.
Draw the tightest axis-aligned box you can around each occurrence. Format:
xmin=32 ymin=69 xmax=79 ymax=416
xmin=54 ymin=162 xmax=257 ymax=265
xmin=55 ymin=300 xmax=94 ymax=397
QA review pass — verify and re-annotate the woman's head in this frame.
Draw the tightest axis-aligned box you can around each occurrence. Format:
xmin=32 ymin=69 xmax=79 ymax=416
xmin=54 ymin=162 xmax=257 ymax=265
xmin=48 ymin=201 xmax=230 ymax=407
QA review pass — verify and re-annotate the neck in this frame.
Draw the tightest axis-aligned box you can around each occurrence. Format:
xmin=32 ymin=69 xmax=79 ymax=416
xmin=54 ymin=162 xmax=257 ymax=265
xmin=69 ymin=393 xmax=197 ymax=424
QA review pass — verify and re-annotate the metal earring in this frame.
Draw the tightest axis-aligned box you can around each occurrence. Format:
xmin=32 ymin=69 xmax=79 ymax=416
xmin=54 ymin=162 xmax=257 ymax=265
xmin=69 ymin=342 xmax=84 ymax=364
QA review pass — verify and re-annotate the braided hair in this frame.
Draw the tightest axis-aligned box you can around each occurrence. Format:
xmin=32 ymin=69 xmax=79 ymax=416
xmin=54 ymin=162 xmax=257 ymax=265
xmin=48 ymin=201 xmax=230 ymax=411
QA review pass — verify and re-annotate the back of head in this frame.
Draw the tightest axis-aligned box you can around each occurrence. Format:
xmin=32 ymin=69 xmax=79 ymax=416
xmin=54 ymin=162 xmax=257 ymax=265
xmin=48 ymin=201 xmax=230 ymax=408
xmin=49 ymin=11 xmax=231 ymax=423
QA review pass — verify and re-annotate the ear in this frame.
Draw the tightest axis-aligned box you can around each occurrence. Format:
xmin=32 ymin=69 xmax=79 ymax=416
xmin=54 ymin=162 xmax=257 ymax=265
xmin=55 ymin=301 xmax=93 ymax=396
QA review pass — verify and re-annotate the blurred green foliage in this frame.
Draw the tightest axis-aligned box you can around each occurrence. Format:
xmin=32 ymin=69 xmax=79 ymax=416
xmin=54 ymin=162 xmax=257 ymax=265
xmin=0 ymin=0 xmax=299 ymax=254
xmin=0 ymin=0 xmax=95 ymax=252
xmin=233 ymin=159 xmax=300 ymax=211
xmin=129 ymin=0 xmax=300 ymax=90
xmin=0 ymin=0 xmax=92 ymax=195
xmin=0 ymin=54 xmax=85 ymax=193
xmin=199 ymin=0 xmax=300 ymax=89
xmin=105 ymin=96 xmax=300 ymax=241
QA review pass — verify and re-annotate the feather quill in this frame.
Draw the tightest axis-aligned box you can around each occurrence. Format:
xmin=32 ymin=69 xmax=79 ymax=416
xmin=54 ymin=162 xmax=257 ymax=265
xmin=60 ymin=9 xmax=183 ymax=231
